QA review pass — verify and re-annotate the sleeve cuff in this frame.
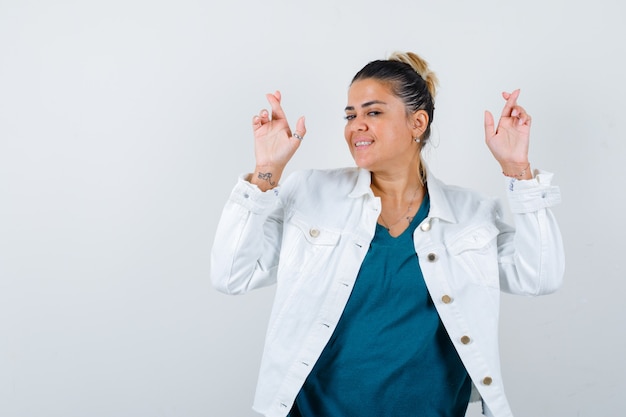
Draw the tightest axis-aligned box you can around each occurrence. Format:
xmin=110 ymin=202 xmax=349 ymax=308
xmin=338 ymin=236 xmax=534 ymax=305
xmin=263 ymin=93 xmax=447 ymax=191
xmin=227 ymin=173 xmax=281 ymax=213
xmin=506 ymin=169 xmax=562 ymax=213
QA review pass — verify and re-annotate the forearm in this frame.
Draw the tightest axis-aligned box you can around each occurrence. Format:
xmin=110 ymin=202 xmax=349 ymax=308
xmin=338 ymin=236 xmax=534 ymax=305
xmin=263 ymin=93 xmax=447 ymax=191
xmin=210 ymin=176 xmax=284 ymax=294
xmin=497 ymin=170 xmax=565 ymax=295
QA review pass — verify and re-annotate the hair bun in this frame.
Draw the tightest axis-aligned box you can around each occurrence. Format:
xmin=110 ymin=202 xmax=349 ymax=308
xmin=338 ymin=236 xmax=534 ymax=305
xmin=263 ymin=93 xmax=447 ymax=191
xmin=388 ymin=51 xmax=439 ymax=98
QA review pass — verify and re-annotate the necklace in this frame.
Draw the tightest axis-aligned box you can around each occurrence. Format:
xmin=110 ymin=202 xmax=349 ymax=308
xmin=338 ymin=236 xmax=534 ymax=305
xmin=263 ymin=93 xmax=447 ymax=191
xmin=378 ymin=185 xmax=422 ymax=231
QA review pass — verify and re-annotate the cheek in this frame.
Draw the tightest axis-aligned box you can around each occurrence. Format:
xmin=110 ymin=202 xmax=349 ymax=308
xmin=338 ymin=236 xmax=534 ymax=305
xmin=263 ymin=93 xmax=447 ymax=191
xmin=396 ymin=124 xmax=413 ymax=142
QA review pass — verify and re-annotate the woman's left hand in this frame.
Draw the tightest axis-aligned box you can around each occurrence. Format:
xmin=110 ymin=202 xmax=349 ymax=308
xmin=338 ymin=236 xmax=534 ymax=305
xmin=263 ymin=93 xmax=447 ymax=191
xmin=484 ymin=89 xmax=532 ymax=179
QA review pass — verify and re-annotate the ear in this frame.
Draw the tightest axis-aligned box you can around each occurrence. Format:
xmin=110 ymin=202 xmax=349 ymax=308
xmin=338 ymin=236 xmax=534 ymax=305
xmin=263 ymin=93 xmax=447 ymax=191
xmin=410 ymin=110 xmax=429 ymax=140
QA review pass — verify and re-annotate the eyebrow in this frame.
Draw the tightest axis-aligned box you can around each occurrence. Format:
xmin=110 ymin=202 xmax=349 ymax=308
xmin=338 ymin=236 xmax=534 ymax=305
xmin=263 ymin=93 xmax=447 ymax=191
xmin=344 ymin=100 xmax=387 ymax=112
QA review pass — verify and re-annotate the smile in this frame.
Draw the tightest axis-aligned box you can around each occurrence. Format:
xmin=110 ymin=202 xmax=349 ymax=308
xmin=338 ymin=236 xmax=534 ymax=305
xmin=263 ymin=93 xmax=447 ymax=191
xmin=355 ymin=141 xmax=372 ymax=147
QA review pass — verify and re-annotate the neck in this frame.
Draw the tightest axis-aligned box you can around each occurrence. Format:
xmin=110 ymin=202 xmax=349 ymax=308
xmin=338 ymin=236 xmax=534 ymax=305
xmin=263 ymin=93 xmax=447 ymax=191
xmin=370 ymin=162 xmax=425 ymax=201
xmin=371 ymin=163 xmax=426 ymax=236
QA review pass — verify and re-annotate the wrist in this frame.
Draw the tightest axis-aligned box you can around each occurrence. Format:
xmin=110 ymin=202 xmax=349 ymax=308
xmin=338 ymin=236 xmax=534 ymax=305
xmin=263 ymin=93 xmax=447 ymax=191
xmin=251 ymin=165 xmax=283 ymax=191
xmin=501 ymin=162 xmax=531 ymax=180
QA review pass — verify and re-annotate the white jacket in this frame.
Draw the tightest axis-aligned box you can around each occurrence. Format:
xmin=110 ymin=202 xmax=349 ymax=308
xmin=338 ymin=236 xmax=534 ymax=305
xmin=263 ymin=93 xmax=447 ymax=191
xmin=211 ymin=167 xmax=564 ymax=417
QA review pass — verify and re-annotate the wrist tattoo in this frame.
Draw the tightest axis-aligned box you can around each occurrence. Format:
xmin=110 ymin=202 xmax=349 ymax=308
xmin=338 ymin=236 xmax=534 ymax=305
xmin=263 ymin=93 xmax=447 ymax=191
xmin=257 ymin=172 xmax=276 ymax=186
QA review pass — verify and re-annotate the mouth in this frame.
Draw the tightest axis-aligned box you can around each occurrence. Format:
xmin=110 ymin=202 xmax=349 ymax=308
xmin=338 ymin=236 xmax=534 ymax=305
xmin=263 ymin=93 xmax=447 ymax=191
xmin=354 ymin=140 xmax=373 ymax=147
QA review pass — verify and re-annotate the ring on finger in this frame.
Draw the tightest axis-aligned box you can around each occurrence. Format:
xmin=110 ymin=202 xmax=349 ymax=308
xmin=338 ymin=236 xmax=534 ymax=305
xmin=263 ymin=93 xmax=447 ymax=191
xmin=293 ymin=132 xmax=303 ymax=140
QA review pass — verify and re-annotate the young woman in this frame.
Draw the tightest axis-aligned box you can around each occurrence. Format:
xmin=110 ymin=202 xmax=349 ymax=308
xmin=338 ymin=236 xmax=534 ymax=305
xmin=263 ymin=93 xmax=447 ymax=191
xmin=211 ymin=52 xmax=564 ymax=417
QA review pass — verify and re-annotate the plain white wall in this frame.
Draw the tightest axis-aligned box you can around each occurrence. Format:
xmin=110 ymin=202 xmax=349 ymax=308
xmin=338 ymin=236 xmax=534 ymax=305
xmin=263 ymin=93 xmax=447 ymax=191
xmin=1 ymin=0 xmax=624 ymax=416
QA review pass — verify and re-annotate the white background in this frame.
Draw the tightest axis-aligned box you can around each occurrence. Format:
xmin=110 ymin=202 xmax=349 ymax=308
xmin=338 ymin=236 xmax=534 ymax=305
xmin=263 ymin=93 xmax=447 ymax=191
xmin=1 ymin=0 xmax=624 ymax=416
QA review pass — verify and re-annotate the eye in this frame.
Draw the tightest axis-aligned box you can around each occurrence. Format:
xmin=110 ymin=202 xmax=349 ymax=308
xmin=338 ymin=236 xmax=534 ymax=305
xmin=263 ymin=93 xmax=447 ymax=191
xmin=344 ymin=114 xmax=356 ymax=121
xmin=367 ymin=111 xmax=381 ymax=116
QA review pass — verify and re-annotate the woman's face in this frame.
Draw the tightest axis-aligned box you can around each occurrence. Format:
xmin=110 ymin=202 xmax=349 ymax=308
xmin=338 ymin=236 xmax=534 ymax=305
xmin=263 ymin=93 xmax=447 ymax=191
xmin=344 ymin=78 xmax=420 ymax=173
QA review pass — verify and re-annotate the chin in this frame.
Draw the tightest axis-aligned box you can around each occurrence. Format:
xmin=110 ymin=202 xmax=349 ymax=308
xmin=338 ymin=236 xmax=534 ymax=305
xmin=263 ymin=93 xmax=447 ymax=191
xmin=350 ymin=154 xmax=369 ymax=168
xmin=352 ymin=159 xmax=370 ymax=170
xmin=357 ymin=163 xmax=377 ymax=172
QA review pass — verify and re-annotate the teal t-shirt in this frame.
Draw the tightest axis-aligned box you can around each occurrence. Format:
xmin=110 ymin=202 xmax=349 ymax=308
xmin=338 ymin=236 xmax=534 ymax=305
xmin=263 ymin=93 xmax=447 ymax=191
xmin=290 ymin=192 xmax=471 ymax=416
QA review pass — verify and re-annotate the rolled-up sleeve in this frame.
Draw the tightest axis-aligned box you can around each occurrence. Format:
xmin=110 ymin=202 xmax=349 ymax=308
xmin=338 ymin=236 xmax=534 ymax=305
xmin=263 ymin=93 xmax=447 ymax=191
xmin=497 ymin=169 xmax=565 ymax=295
xmin=210 ymin=174 xmax=284 ymax=295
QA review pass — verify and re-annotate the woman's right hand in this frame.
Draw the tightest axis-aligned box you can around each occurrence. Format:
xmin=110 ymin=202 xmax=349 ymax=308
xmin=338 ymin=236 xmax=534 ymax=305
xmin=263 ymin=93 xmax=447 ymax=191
xmin=250 ymin=91 xmax=306 ymax=190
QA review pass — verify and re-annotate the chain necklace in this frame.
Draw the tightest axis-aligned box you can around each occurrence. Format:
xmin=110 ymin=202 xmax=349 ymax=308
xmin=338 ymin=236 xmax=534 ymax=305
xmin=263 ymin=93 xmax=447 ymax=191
xmin=378 ymin=185 xmax=422 ymax=231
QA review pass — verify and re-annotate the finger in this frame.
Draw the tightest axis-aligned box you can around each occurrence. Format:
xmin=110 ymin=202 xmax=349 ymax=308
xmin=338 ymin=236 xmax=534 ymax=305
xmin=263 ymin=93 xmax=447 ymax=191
xmin=500 ymin=89 xmax=521 ymax=118
xmin=484 ymin=110 xmax=495 ymax=140
xmin=520 ymin=114 xmax=532 ymax=126
xmin=253 ymin=109 xmax=268 ymax=125
xmin=266 ymin=92 xmax=287 ymax=121
xmin=517 ymin=111 xmax=532 ymax=126
xmin=252 ymin=115 xmax=262 ymax=129
xmin=511 ymin=105 xmax=531 ymax=126
xmin=258 ymin=109 xmax=270 ymax=122
xmin=292 ymin=116 xmax=307 ymax=140
xmin=265 ymin=90 xmax=282 ymax=103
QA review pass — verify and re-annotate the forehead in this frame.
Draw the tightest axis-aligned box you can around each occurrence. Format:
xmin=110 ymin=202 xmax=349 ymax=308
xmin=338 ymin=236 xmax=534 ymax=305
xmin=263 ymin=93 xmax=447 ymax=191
xmin=346 ymin=78 xmax=400 ymax=106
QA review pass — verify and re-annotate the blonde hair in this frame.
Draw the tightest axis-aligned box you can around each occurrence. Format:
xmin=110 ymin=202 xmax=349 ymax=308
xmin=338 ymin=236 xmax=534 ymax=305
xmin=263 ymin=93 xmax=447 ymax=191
xmin=387 ymin=51 xmax=439 ymax=99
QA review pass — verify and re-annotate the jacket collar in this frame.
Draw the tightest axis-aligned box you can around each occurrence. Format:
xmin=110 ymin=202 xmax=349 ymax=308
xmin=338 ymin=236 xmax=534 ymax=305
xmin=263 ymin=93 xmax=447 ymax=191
xmin=347 ymin=165 xmax=458 ymax=224
xmin=423 ymin=165 xmax=458 ymax=224
xmin=348 ymin=168 xmax=375 ymax=198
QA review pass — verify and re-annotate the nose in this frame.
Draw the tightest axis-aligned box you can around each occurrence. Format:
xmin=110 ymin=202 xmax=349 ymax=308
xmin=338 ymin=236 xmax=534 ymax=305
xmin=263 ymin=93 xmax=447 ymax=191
xmin=349 ymin=116 xmax=367 ymax=132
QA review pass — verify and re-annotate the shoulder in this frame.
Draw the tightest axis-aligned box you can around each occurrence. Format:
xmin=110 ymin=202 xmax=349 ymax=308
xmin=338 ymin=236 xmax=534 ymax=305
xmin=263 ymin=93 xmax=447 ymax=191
xmin=439 ymin=181 xmax=490 ymax=203
xmin=278 ymin=167 xmax=363 ymax=219
xmin=428 ymin=174 xmax=503 ymax=223
xmin=282 ymin=167 xmax=360 ymax=194
xmin=285 ymin=167 xmax=359 ymax=182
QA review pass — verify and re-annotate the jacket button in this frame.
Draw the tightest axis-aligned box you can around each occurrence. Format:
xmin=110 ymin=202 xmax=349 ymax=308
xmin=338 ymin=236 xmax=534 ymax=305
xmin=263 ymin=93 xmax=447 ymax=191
xmin=420 ymin=221 xmax=431 ymax=231
xmin=427 ymin=253 xmax=437 ymax=262
xmin=482 ymin=376 xmax=493 ymax=386
xmin=460 ymin=335 xmax=471 ymax=345
xmin=441 ymin=295 xmax=453 ymax=304
xmin=309 ymin=228 xmax=320 ymax=238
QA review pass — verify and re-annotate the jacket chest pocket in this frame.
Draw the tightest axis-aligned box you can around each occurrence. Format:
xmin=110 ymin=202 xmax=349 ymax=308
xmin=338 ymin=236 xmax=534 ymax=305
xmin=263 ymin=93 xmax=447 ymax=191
xmin=279 ymin=213 xmax=341 ymax=279
xmin=446 ymin=223 xmax=500 ymax=288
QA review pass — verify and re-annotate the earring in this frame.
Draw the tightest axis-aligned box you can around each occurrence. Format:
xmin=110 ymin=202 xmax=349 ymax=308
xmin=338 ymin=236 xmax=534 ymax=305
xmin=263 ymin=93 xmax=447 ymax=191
xmin=414 ymin=137 xmax=421 ymax=143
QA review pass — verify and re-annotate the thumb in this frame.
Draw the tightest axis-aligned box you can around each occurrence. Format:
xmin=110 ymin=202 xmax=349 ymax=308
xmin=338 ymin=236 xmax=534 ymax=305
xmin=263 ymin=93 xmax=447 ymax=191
xmin=484 ymin=110 xmax=495 ymax=141
xmin=294 ymin=116 xmax=307 ymax=138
